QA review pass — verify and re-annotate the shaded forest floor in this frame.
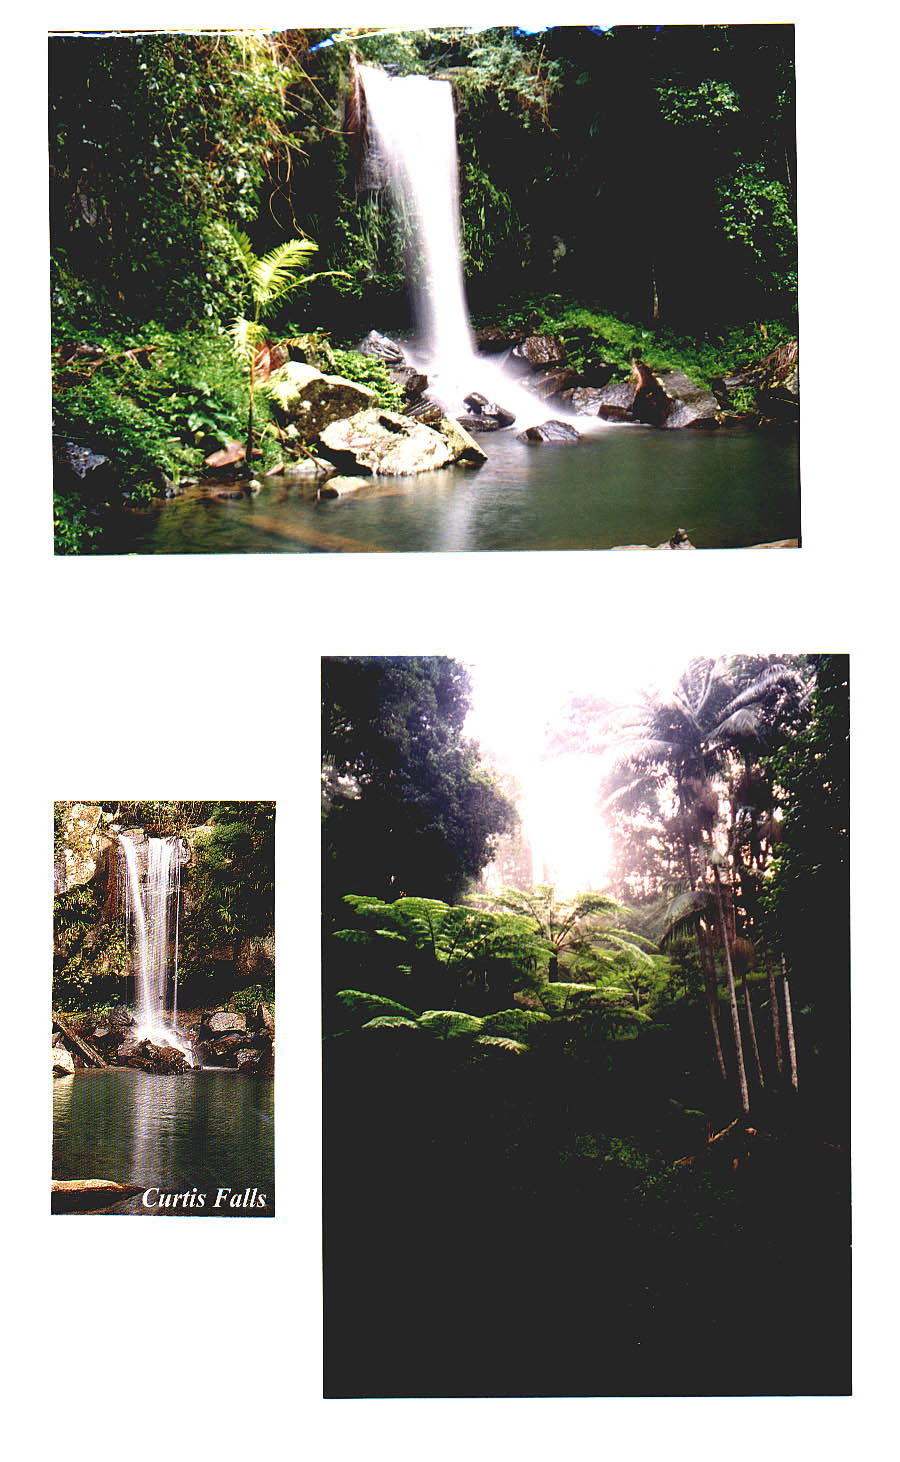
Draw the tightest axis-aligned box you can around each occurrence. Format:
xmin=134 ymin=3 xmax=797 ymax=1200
xmin=324 ymin=1015 xmax=849 ymax=1397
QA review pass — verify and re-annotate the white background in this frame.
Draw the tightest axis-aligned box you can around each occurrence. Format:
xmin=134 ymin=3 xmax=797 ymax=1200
xmin=4 ymin=3 xmax=897 ymax=1457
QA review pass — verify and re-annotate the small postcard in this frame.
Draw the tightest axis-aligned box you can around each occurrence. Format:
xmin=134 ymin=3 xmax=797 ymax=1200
xmin=52 ymin=801 xmax=275 ymax=1216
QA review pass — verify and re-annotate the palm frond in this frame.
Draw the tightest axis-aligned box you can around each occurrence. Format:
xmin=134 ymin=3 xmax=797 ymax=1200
xmin=229 ymin=315 xmax=263 ymax=363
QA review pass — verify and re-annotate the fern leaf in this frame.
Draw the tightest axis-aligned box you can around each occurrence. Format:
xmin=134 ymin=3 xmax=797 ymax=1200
xmin=474 ymin=1035 xmax=528 ymax=1054
xmin=361 ymin=1016 xmax=422 ymax=1032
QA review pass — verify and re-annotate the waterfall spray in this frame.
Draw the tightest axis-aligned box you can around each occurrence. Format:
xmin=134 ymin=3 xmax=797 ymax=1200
xmin=118 ymin=833 xmax=194 ymax=1064
xmin=358 ymin=63 xmax=582 ymax=429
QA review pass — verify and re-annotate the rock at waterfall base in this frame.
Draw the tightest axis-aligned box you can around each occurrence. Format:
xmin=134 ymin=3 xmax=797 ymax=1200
xmin=117 ymin=1038 xmax=189 ymax=1074
xmin=438 ymin=417 xmax=488 ymax=466
xmin=358 ymin=330 xmax=406 ymax=364
xmin=318 ymin=409 xmax=456 ymax=476
xmin=517 ymin=420 xmax=582 ymax=444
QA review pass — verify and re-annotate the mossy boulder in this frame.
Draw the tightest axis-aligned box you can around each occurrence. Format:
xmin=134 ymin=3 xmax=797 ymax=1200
xmin=264 ymin=362 xmax=378 ymax=437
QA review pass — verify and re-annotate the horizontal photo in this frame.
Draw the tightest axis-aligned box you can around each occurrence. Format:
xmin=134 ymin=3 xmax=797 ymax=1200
xmin=322 ymin=655 xmax=847 ymax=1396
xmin=51 ymin=26 xmax=798 ymax=554
xmin=52 ymin=801 xmax=274 ymax=1215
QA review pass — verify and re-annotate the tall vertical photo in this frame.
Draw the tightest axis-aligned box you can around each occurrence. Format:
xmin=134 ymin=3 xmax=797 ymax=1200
xmin=322 ymin=655 xmax=849 ymax=1396
xmin=51 ymin=25 xmax=798 ymax=554
xmin=52 ymin=801 xmax=275 ymax=1215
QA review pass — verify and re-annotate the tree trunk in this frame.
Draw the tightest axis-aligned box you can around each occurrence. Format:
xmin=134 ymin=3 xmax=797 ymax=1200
xmin=765 ymin=947 xmax=784 ymax=1077
xmin=741 ymin=968 xmax=765 ymax=1087
xmin=712 ymin=863 xmax=750 ymax=1114
xmin=782 ymin=955 xmax=799 ymax=1092
xmin=698 ymin=922 xmax=727 ymax=1081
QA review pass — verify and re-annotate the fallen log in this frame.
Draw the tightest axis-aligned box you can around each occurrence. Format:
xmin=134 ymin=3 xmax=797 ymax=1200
xmin=52 ymin=1179 xmax=142 ymax=1213
xmin=52 ymin=1013 xmax=107 ymax=1068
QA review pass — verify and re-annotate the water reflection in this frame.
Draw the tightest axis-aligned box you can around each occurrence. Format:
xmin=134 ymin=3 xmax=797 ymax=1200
xmin=53 ymin=1068 xmax=274 ymax=1215
xmin=102 ymin=427 xmax=799 ymax=555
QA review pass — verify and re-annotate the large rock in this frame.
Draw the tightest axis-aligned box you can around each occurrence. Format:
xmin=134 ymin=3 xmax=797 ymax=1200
xmin=265 ymin=363 xmax=377 ymax=437
xmin=655 ymin=369 xmax=720 ymax=429
xmin=527 ymin=368 xmax=578 ymax=402
xmin=206 ymin=1011 xmax=247 ymax=1034
xmin=474 ymin=326 xmax=526 ymax=354
xmin=286 ymin=332 xmax=337 ymax=374
xmin=517 ymin=420 xmax=582 ymax=444
xmin=53 ymin=1043 xmax=75 ymax=1077
xmin=318 ymin=410 xmax=455 ymax=476
xmin=462 ymin=393 xmax=515 ymax=428
xmin=358 ymin=330 xmax=405 ymax=364
xmin=437 ymin=417 xmax=488 ymax=467
xmin=558 ymin=386 xmax=607 ymax=416
xmin=404 ymin=397 xmax=445 ymax=427
xmin=630 ymin=362 xmax=672 ymax=427
xmin=512 ymin=335 xmax=568 ymax=369
xmin=119 ymin=1039 xmax=189 ymax=1074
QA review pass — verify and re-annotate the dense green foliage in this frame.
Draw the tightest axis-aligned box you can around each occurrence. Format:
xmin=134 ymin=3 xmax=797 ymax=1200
xmin=322 ymin=656 xmax=515 ymax=906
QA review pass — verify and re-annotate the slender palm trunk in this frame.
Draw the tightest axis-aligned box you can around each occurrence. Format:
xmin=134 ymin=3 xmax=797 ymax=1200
xmin=741 ymin=968 xmax=765 ymax=1087
xmin=765 ymin=947 xmax=784 ymax=1077
xmin=782 ymin=955 xmax=799 ymax=1092
xmin=712 ymin=862 xmax=750 ymax=1114
xmin=698 ymin=922 xmax=728 ymax=1081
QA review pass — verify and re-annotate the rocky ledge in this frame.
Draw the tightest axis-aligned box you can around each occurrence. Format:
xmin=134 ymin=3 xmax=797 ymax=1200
xmin=52 ymin=1002 xmax=275 ymax=1076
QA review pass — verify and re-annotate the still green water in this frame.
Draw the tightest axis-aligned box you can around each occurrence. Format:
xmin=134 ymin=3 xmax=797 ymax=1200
xmin=53 ymin=1068 xmax=274 ymax=1215
xmin=105 ymin=424 xmax=799 ymax=554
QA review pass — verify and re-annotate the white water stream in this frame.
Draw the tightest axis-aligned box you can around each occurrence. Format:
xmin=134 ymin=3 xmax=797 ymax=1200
xmin=118 ymin=833 xmax=194 ymax=1063
xmin=359 ymin=64 xmax=588 ymax=431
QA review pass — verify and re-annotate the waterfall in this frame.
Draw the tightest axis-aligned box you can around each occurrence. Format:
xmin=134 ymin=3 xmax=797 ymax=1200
xmin=118 ymin=833 xmax=193 ymax=1064
xmin=358 ymin=64 xmax=571 ymax=428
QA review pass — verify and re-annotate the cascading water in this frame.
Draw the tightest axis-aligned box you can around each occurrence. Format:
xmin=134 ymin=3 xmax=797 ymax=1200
xmin=118 ymin=833 xmax=194 ymax=1064
xmin=358 ymin=63 xmax=583 ymax=431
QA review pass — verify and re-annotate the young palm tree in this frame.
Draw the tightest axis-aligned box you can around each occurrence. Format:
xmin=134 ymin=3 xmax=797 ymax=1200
xmin=226 ymin=228 xmax=336 ymax=467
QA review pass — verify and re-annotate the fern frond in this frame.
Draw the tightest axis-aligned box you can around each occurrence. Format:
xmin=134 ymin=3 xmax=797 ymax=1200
xmin=361 ymin=1016 xmax=422 ymax=1031
xmin=474 ymin=1035 xmax=528 ymax=1054
xmin=417 ymin=1010 xmax=484 ymax=1038
xmin=250 ymin=239 xmax=319 ymax=306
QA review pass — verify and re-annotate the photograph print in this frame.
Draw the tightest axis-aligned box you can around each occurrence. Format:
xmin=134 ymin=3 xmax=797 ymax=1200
xmin=51 ymin=24 xmax=798 ymax=555
xmin=322 ymin=653 xmax=848 ymax=1397
xmin=52 ymin=800 xmax=275 ymax=1216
